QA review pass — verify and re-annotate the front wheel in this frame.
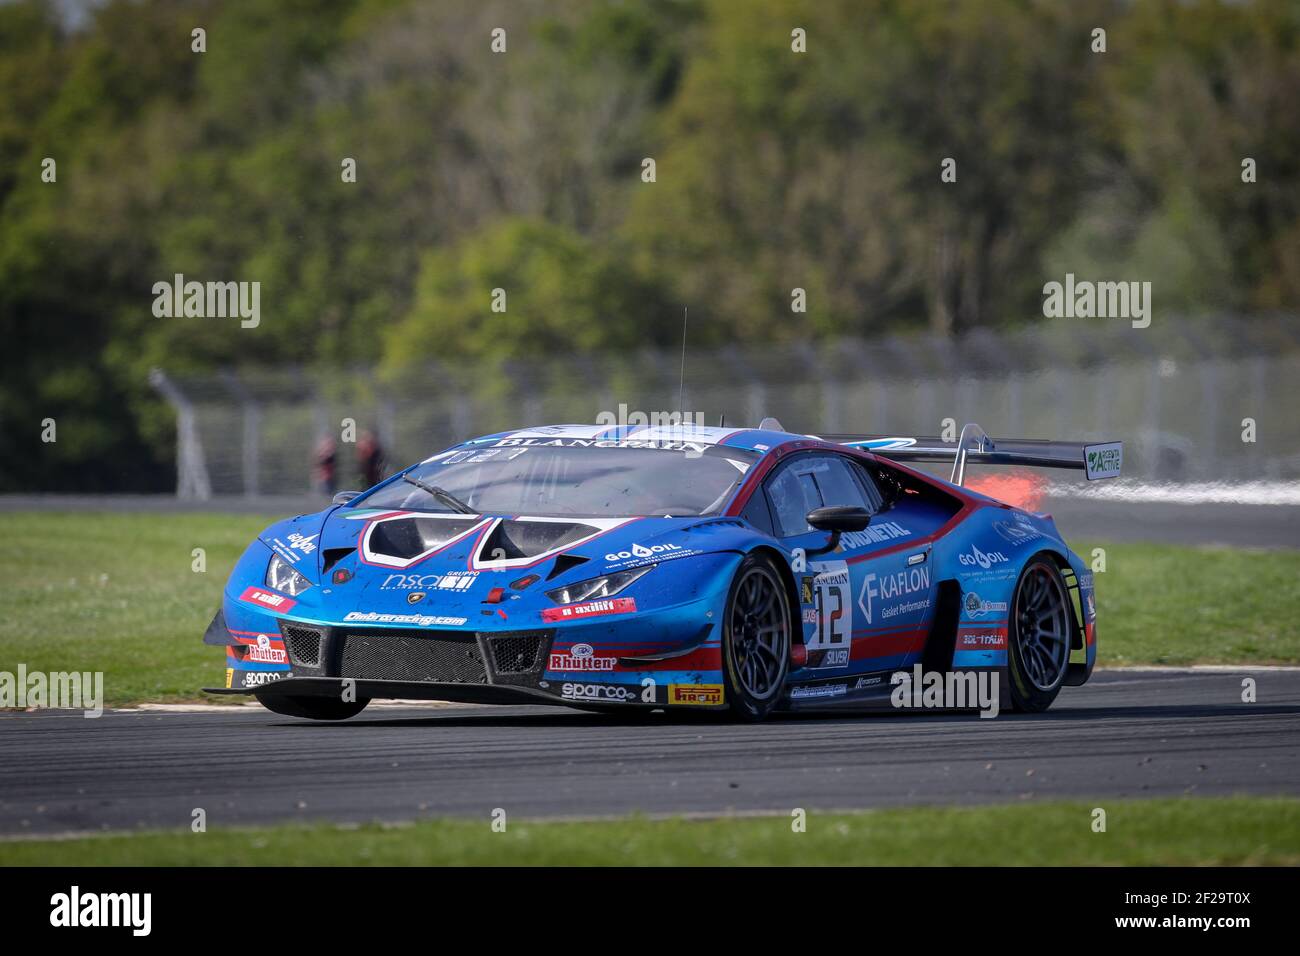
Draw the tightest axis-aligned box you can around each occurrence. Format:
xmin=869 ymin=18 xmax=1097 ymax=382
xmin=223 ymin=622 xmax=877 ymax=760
xmin=1006 ymin=556 xmax=1072 ymax=712
xmin=256 ymin=694 xmax=370 ymax=720
xmin=721 ymin=553 xmax=792 ymax=721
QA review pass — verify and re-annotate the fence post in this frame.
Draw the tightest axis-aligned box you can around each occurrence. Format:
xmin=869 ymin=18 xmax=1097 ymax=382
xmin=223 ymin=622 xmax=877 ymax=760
xmin=219 ymin=370 xmax=261 ymax=498
xmin=148 ymin=368 xmax=212 ymax=500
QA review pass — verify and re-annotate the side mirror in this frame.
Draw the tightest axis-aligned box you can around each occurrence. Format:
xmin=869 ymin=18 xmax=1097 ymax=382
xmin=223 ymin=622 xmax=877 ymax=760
xmin=806 ymin=505 xmax=872 ymax=533
xmin=805 ymin=506 xmax=871 ymax=556
xmin=332 ymin=491 xmax=362 ymax=505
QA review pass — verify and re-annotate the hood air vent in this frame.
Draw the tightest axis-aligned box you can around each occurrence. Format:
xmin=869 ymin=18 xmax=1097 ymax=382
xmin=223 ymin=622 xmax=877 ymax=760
xmin=321 ymin=547 xmax=355 ymax=573
xmin=547 ymin=552 xmax=591 ymax=581
xmin=368 ymin=516 xmax=482 ymax=562
xmin=479 ymin=520 xmax=600 ymax=562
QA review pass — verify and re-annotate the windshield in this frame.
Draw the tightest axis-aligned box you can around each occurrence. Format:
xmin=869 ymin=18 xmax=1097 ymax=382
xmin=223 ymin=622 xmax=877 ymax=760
xmin=355 ymin=441 xmax=759 ymax=517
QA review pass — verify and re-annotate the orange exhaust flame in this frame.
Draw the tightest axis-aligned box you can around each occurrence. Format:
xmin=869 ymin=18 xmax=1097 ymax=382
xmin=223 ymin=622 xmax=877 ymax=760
xmin=964 ymin=469 xmax=1049 ymax=512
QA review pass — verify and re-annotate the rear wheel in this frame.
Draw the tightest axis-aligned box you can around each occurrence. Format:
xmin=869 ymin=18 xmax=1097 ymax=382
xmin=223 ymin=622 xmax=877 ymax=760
xmin=721 ymin=553 xmax=792 ymax=721
xmin=257 ymin=694 xmax=370 ymax=720
xmin=1006 ymin=556 xmax=1072 ymax=712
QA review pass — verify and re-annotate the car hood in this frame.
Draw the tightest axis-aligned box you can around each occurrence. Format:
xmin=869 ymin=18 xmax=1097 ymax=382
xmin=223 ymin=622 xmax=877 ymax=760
xmin=274 ymin=508 xmax=752 ymax=619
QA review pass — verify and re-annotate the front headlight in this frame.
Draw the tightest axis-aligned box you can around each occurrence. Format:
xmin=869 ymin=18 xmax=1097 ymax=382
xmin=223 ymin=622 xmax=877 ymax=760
xmin=265 ymin=553 xmax=313 ymax=596
xmin=544 ymin=565 xmax=654 ymax=605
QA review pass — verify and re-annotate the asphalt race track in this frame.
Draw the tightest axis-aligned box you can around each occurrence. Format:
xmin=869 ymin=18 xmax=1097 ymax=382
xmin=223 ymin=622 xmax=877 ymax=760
xmin=1 ymin=670 xmax=1297 ymax=837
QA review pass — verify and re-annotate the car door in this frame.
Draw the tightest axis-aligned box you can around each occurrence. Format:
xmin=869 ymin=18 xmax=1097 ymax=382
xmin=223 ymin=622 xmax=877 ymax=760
xmin=764 ymin=452 xmax=936 ymax=675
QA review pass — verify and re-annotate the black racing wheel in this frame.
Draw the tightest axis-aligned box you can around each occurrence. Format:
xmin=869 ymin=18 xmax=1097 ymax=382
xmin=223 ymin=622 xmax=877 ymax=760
xmin=1006 ymin=555 xmax=1073 ymax=712
xmin=721 ymin=552 xmax=793 ymax=721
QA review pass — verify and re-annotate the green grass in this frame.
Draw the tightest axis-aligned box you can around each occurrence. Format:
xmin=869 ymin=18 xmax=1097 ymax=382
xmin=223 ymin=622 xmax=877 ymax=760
xmin=2 ymin=798 xmax=1296 ymax=866
xmin=0 ymin=512 xmax=272 ymax=704
xmin=1076 ymin=540 xmax=1300 ymax=666
xmin=0 ymin=513 xmax=1295 ymax=706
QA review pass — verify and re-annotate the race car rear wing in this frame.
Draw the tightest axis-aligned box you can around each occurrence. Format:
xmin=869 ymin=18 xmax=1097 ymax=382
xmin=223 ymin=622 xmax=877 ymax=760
xmin=817 ymin=423 xmax=1123 ymax=487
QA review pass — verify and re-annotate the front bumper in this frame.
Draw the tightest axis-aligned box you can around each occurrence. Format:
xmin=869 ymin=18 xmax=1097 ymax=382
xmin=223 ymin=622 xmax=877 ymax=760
xmin=205 ymin=600 xmax=726 ymax=710
xmin=205 ymin=675 xmax=576 ymax=707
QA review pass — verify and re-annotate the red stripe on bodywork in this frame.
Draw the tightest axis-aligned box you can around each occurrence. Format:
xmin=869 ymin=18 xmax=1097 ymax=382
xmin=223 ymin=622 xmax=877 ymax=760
xmin=850 ymin=628 xmax=928 ymax=660
xmin=616 ymin=646 xmax=723 ymax=672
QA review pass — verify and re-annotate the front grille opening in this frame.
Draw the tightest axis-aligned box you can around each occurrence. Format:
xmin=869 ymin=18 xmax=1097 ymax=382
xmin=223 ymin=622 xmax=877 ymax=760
xmin=487 ymin=630 xmax=553 ymax=687
xmin=341 ymin=631 xmax=487 ymax=684
xmin=490 ymin=634 xmax=545 ymax=674
xmin=280 ymin=623 xmax=323 ymax=666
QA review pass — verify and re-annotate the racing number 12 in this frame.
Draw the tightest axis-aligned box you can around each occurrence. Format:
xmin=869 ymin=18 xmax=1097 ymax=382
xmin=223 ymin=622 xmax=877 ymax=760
xmin=814 ymin=573 xmax=849 ymax=648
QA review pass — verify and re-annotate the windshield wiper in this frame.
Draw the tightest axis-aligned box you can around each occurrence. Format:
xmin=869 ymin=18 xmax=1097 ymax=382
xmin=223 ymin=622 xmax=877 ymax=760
xmin=402 ymin=475 xmax=474 ymax=514
xmin=701 ymin=475 xmax=746 ymax=515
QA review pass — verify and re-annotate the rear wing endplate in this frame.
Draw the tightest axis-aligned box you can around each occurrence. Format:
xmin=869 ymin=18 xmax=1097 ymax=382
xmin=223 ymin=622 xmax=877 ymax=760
xmin=816 ymin=423 xmax=1122 ymax=487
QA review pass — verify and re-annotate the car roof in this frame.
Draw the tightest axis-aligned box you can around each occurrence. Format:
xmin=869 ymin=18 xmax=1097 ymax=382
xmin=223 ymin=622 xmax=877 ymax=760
xmin=461 ymin=423 xmax=807 ymax=455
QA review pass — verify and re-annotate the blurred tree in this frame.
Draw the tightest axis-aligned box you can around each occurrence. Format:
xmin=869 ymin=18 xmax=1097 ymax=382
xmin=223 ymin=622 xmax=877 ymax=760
xmin=624 ymin=0 xmax=1114 ymax=339
xmin=0 ymin=1 xmax=66 ymax=205
xmin=0 ymin=0 xmax=209 ymax=490
xmin=1091 ymin=0 xmax=1300 ymax=313
xmin=382 ymin=217 xmax=676 ymax=375
xmin=0 ymin=0 xmax=1296 ymax=491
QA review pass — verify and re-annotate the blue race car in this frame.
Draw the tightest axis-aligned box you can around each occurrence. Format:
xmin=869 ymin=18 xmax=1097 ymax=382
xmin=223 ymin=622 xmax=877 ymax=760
xmin=203 ymin=421 xmax=1122 ymax=720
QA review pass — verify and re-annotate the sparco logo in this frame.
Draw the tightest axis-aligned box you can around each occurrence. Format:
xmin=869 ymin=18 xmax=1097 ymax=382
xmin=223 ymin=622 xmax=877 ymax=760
xmin=560 ymin=682 xmax=635 ymax=702
xmin=959 ymin=544 xmax=1009 ymax=569
xmin=858 ymin=565 xmax=931 ymax=624
xmin=606 ymin=542 xmax=682 ymax=562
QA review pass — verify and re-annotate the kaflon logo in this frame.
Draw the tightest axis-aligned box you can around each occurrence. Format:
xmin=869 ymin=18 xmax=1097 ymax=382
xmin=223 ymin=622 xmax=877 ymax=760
xmin=858 ymin=565 xmax=931 ymax=624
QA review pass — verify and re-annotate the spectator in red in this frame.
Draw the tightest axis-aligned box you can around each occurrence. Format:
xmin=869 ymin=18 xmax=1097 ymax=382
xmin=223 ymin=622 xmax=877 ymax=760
xmin=357 ymin=430 xmax=385 ymax=488
xmin=312 ymin=435 xmax=337 ymax=497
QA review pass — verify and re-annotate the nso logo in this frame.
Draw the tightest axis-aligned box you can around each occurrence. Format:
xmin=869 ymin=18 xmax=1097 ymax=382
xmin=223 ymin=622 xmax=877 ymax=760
xmin=606 ymin=542 xmax=682 ymax=562
xmin=958 ymin=544 xmax=1009 ymax=570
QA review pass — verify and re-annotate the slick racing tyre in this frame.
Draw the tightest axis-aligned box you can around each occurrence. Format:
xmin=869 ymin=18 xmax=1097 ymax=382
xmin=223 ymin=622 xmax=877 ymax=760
xmin=256 ymin=694 xmax=370 ymax=720
xmin=1006 ymin=555 xmax=1072 ymax=713
xmin=721 ymin=552 xmax=792 ymax=721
